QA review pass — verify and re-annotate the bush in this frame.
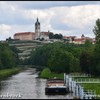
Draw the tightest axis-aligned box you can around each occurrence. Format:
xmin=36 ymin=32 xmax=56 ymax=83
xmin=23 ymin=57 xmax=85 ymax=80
xmin=40 ymin=68 xmax=51 ymax=78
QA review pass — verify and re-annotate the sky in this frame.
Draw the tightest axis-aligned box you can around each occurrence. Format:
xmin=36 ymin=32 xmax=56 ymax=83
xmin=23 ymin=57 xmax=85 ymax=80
xmin=0 ymin=1 xmax=100 ymax=40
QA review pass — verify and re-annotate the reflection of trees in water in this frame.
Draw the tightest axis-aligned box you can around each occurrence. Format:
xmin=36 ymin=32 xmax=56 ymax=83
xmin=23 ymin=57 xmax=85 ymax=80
xmin=0 ymin=81 xmax=7 ymax=93
xmin=35 ymin=78 xmax=43 ymax=98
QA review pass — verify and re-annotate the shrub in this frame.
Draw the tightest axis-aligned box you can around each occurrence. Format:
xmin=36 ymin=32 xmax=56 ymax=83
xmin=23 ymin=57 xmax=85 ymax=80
xmin=40 ymin=68 xmax=51 ymax=78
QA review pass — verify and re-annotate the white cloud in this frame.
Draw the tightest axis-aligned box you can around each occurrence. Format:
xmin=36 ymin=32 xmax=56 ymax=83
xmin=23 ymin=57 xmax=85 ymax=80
xmin=0 ymin=24 xmax=12 ymax=40
xmin=0 ymin=24 xmax=11 ymax=34
xmin=50 ymin=5 xmax=100 ymax=29
xmin=0 ymin=2 xmax=100 ymax=40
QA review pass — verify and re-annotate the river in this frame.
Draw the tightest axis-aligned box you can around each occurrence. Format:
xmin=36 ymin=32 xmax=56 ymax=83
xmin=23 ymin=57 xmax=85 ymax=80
xmin=0 ymin=68 xmax=72 ymax=99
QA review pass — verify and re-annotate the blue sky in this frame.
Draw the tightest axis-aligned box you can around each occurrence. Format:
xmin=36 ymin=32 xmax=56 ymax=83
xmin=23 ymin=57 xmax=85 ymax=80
xmin=0 ymin=1 xmax=100 ymax=40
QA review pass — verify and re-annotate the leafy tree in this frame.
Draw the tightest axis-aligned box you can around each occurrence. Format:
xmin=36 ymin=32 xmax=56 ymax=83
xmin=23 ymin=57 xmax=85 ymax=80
xmin=93 ymin=18 xmax=100 ymax=43
xmin=71 ymin=57 xmax=80 ymax=72
xmin=49 ymin=33 xmax=63 ymax=39
xmin=53 ymin=34 xmax=63 ymax=39
xmin=59 ymin=33 xmax=63 ymax=39
xmin=47 ymin=48 xmax=74 ymax=73
xmin=93 ymin=18 xmax=100 ymax=75
xmin=85 ymin=39 xmax=92 ymax=48
xmin=0 ymin=42 xmax=18 ymax=69
xmin=80 ymin=50 xmax=93 ymax=74
xmin=49 ymin=32 xmax=54 ymax=39
xmin=29 ymin=42 xmax=86 ymax=74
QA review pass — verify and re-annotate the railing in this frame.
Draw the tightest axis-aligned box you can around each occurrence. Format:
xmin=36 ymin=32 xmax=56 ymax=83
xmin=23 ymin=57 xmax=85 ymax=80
xmin=75 ymin=78 xmax=100 ymax=83
xmin=69 ymin=74 xmax=89 ymax=78
xmin=84 ymin=90 xmax=96 ymax=99
xmin=64 ymin=73 xmax=99 ymax=99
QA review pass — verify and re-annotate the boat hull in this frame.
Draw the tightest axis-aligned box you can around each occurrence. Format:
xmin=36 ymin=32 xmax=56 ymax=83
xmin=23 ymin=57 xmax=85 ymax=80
xmin=45 ymin=87 xmax=69 ymax=94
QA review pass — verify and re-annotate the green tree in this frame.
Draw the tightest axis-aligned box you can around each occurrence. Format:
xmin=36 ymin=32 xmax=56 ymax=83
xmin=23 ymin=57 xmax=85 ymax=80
xmin=80 ymin=50 xmax=93 ymax=74
xmin=93 ymin=18 xmax=100 ymax=43
xmin=93 ymin=18 xmax=100 ymax=76
xmin=29 ymin=42 xmax=84 ymax=73
xmin=85 ymin=39 xmax=92 ymax=48
xmin=71 ymin=57 xmax=80 ymax=72
xmin=0 ymin=42 xmax=18 ymax=69
xmin=47 ymin=48 xmax=74 ymax=73
xmin=49 ymin=32 xmax=54 ymax=39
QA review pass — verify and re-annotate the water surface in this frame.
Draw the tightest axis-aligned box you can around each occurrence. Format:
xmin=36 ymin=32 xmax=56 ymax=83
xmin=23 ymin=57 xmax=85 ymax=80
xmin=0 ymin=68 xmax=72 ymax=99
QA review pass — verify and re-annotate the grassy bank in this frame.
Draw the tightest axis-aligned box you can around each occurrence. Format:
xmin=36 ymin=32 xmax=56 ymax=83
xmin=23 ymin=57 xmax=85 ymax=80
xmin=80 ymin=83 xmax=100 ymax=95
xmin=43 ymin=72 xmax=64 ymax=79
xmin=74 ymin=77 xmax=100 ymax=98
xmin=40 ymin=68 xmax=100 ymax=95
xmin=74 ymin=77 xmax=100 ymax=94
xmin=0 ymin=67 xmax=24 ymax=80
xmin=39 ymin=68 xmax=64 ymax=79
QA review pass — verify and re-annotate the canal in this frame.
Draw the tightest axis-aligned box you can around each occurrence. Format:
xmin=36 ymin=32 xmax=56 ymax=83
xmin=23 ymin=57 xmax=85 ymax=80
xmin=0 ymin=68 xmax=72 ymax=99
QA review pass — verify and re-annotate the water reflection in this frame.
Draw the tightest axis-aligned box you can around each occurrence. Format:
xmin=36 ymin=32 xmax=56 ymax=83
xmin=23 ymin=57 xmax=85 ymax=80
xmin=0 ymin=68 xmax=72 ymax=99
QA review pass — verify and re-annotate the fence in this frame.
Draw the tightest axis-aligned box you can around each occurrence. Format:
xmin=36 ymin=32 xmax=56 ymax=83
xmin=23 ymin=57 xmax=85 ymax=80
xmin=75 ymin=78 xmax=100 ymax=83
xmin=64 ymin=73 xmax=98 ymax=99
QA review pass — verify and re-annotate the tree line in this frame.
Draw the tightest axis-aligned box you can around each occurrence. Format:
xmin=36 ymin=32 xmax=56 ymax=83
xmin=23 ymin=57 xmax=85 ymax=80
xmin=49 ymin=32 xmax=63 ymax=39
xmin=0 ymin=42 xmax=19 ymax=69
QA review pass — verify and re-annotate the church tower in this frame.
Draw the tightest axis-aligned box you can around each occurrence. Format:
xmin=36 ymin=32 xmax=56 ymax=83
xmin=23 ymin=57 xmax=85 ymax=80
xmin=35 ymin=18 xmax=40 ymax=39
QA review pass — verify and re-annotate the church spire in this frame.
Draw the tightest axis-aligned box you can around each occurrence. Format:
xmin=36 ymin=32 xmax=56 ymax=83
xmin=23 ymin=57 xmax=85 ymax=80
xmin=35 ymin=17 xmax=40 ymax=25
xmin=37 ymin=17 xmax=38 ymax=22
xmin=35 ymin=17 xmax=40 ymax=39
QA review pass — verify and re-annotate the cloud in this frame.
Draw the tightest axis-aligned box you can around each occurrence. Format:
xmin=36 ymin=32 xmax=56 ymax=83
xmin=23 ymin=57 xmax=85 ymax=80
xmin=0 ymin=24 xmax=11 ymax=33
xmin=0 ymin=1 xmax=100 ymax=40
xmin=0 ymin=24 xmax=12 ymax=40
xmin=50 ymin=5 xmax=100 ymax=29
xmin=3 ymin=1 xmax=100 ymax=9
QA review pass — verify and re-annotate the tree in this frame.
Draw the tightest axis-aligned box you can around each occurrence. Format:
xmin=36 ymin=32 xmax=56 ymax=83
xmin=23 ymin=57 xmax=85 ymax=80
xmin=93 ymin=18 xmax=100 ymax=76
xmin=0 ymin=42 xmax=18 ymax=69
xmin=47 ymin=48 xmax=74 ymax=73
xmin=71 ymin=57 xmax=80 ymax=72
xmin=59 ymin=33 xmax=63 ymax=39
xmin=80 ymin=50 xmax=92 ymax=74
xmin=93 ymin=18 xmax=100 ymax=43
xmin=84 ymin=39 xmax=92 ymax=48
xmin=49 ymin=32 xmax=54 ymax=39
xmin=54 ymin=34 xmax=59 ymax=39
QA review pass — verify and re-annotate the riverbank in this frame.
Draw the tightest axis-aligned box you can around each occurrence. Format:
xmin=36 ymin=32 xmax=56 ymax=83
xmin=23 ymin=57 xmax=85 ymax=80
xmin=39 ymin=68 xmax=100 ymax=96
xmin=0 ymin=67 xmax=24 ymax=80
xmin=39 ymin=68 xmax=64 ymax=79
xmin=74 ymin=77 xmax=100 ymax=95
xmin=80 ymin=83 xmax=100 ymax=95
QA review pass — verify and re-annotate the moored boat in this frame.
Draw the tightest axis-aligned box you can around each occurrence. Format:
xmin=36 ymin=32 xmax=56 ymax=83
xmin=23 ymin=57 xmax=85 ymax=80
xmin=45 ymin=78 xmax=69 ymax=94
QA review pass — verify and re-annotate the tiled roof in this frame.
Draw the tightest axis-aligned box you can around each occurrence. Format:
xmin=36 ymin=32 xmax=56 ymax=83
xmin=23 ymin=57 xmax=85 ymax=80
xmin=14 ymin=32 xmax=35 ymax=36
xmin=63 ymin=36 xmax=76 ymax=38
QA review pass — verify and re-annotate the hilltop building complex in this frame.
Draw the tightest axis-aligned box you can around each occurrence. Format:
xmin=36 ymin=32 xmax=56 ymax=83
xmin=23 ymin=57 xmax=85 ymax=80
xmin=13 ymin=18 xmax=95 ymax=44
xmin=14 ymin=18 xmax=49 ymax=41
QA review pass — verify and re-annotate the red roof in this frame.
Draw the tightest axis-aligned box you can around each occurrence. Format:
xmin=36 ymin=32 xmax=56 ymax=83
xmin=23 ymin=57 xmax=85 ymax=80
xmin=63 ymin=36 xmax=76 ymax=38
xmin=14 ymin=32 xmax=35 ymax=36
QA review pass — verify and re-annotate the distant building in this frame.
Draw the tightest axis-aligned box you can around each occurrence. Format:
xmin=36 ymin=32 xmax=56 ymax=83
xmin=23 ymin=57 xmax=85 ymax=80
xmin=40 ymin=31 xmax=49 ymax=40
xmin=63 ymin=36 xmax=76 ymax=43
xmin=14 ymin=18 xmax=49 ymax=41
xmin=64 ymin=34 xmax=95 ymax=44
xmin=14 ymin=32 xmax=35 ymax=40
